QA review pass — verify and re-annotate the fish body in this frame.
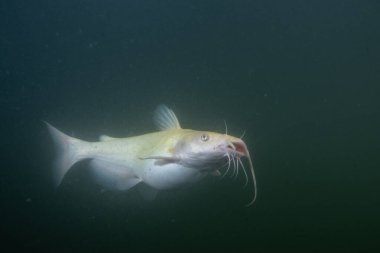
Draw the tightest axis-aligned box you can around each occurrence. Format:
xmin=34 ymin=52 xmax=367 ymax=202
xmin=46 ymin=105 xmax=257 ymax=205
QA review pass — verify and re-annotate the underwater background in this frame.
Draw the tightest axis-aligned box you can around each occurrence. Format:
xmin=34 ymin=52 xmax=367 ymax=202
xmin=1 ymin=0 xmax=379 ymax=252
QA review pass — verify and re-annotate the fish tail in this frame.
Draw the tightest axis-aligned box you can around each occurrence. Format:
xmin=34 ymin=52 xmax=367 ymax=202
xmin=44 ymin=121 xmax=88 ymax=187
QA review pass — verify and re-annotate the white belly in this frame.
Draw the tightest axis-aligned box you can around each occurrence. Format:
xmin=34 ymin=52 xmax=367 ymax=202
xmin=89 ymin=148 xmax=207 ymax=191
xmin=137 ymin=160 xmax=208 ymax=190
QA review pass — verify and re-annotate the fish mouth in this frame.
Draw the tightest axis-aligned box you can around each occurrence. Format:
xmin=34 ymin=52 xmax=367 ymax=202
xmin=225 ymin=141 xmax=247 ymax=157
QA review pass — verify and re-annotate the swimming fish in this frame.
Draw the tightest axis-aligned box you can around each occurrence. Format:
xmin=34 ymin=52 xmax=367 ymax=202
xmin=46 ymin=105 xmax=257 ymax=205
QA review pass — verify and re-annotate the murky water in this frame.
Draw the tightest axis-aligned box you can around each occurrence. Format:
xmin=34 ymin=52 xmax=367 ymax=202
xmin=1 ymin=1 xmax=379 ymax=252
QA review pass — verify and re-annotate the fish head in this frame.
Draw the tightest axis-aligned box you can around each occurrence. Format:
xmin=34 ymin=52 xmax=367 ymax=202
xmin=174 ymin=129 xmax=257 ymax=205
xmin=174 ymin=130 xmax=249 ymax=170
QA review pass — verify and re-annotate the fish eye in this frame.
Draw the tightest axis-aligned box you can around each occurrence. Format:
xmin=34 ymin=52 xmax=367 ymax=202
xmin=200 ymin=133 xmax=209 ymax=142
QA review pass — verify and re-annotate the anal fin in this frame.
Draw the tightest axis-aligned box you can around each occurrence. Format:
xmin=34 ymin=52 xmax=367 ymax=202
xmin=137 ymin=183 xmax=158 ymax=201
xmin=89 ymin=159 xmax=141 ymax=191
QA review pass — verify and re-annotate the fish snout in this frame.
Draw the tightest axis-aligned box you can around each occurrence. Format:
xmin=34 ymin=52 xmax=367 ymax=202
xmin=223 ymin=139 xmax=247 ymax=157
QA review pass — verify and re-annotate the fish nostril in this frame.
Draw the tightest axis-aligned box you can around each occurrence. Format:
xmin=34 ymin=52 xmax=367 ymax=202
xmin=227 ymin=144 xmax=235 ymax=150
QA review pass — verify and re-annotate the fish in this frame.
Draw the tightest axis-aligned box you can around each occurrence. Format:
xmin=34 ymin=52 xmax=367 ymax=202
xmin=45 ymin=105 xmax=257 ymax=206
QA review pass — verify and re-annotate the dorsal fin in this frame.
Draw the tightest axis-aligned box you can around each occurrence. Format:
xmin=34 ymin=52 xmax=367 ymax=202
xmin=153 ymin=104 xmax=181 ymax=131
xmin=99 ymin=135 xmax=117 ymax=141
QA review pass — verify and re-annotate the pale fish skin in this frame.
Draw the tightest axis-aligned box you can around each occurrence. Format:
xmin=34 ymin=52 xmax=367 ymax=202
xmin=46 ymin=105 xmax=257 ymax=205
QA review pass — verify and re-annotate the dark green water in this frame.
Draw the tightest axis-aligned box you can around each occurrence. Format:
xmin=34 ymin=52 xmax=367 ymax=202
xmin=1 ymin=0 xmax=379 ymax=252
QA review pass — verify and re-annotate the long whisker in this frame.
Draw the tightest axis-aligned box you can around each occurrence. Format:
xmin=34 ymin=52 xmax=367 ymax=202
xmin=238 ymin=158 xmax=249 ymax=188
xmin=231 ymin=156 xmax=237 ymax=178
xmin=234 ymin=156 xmax=240 ymax=180
xmin=223 ymin=120 xmax=228 ymax=135
xmin=240 ymin=130 xmax=246 ymax=139
xmin=245 ymin=153 xmax=257 ymax=207
xmin=222 ymin=153 xmax=232 ymax=178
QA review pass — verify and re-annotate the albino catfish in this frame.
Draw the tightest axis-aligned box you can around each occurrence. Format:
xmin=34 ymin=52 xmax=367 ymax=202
xmin=46 ymin=105 xmax=257 ymax=206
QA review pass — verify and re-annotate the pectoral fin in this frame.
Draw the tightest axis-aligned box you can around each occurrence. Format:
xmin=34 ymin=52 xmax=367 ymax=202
xmin=139 ymin=155 xmax=178 ymax=161
xmin=139 ymin=155 xmax=179 ymax=165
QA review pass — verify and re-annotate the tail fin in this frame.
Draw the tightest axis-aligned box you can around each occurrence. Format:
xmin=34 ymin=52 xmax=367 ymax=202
xmin=45 ymin=122 xmax=88 ymax=187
